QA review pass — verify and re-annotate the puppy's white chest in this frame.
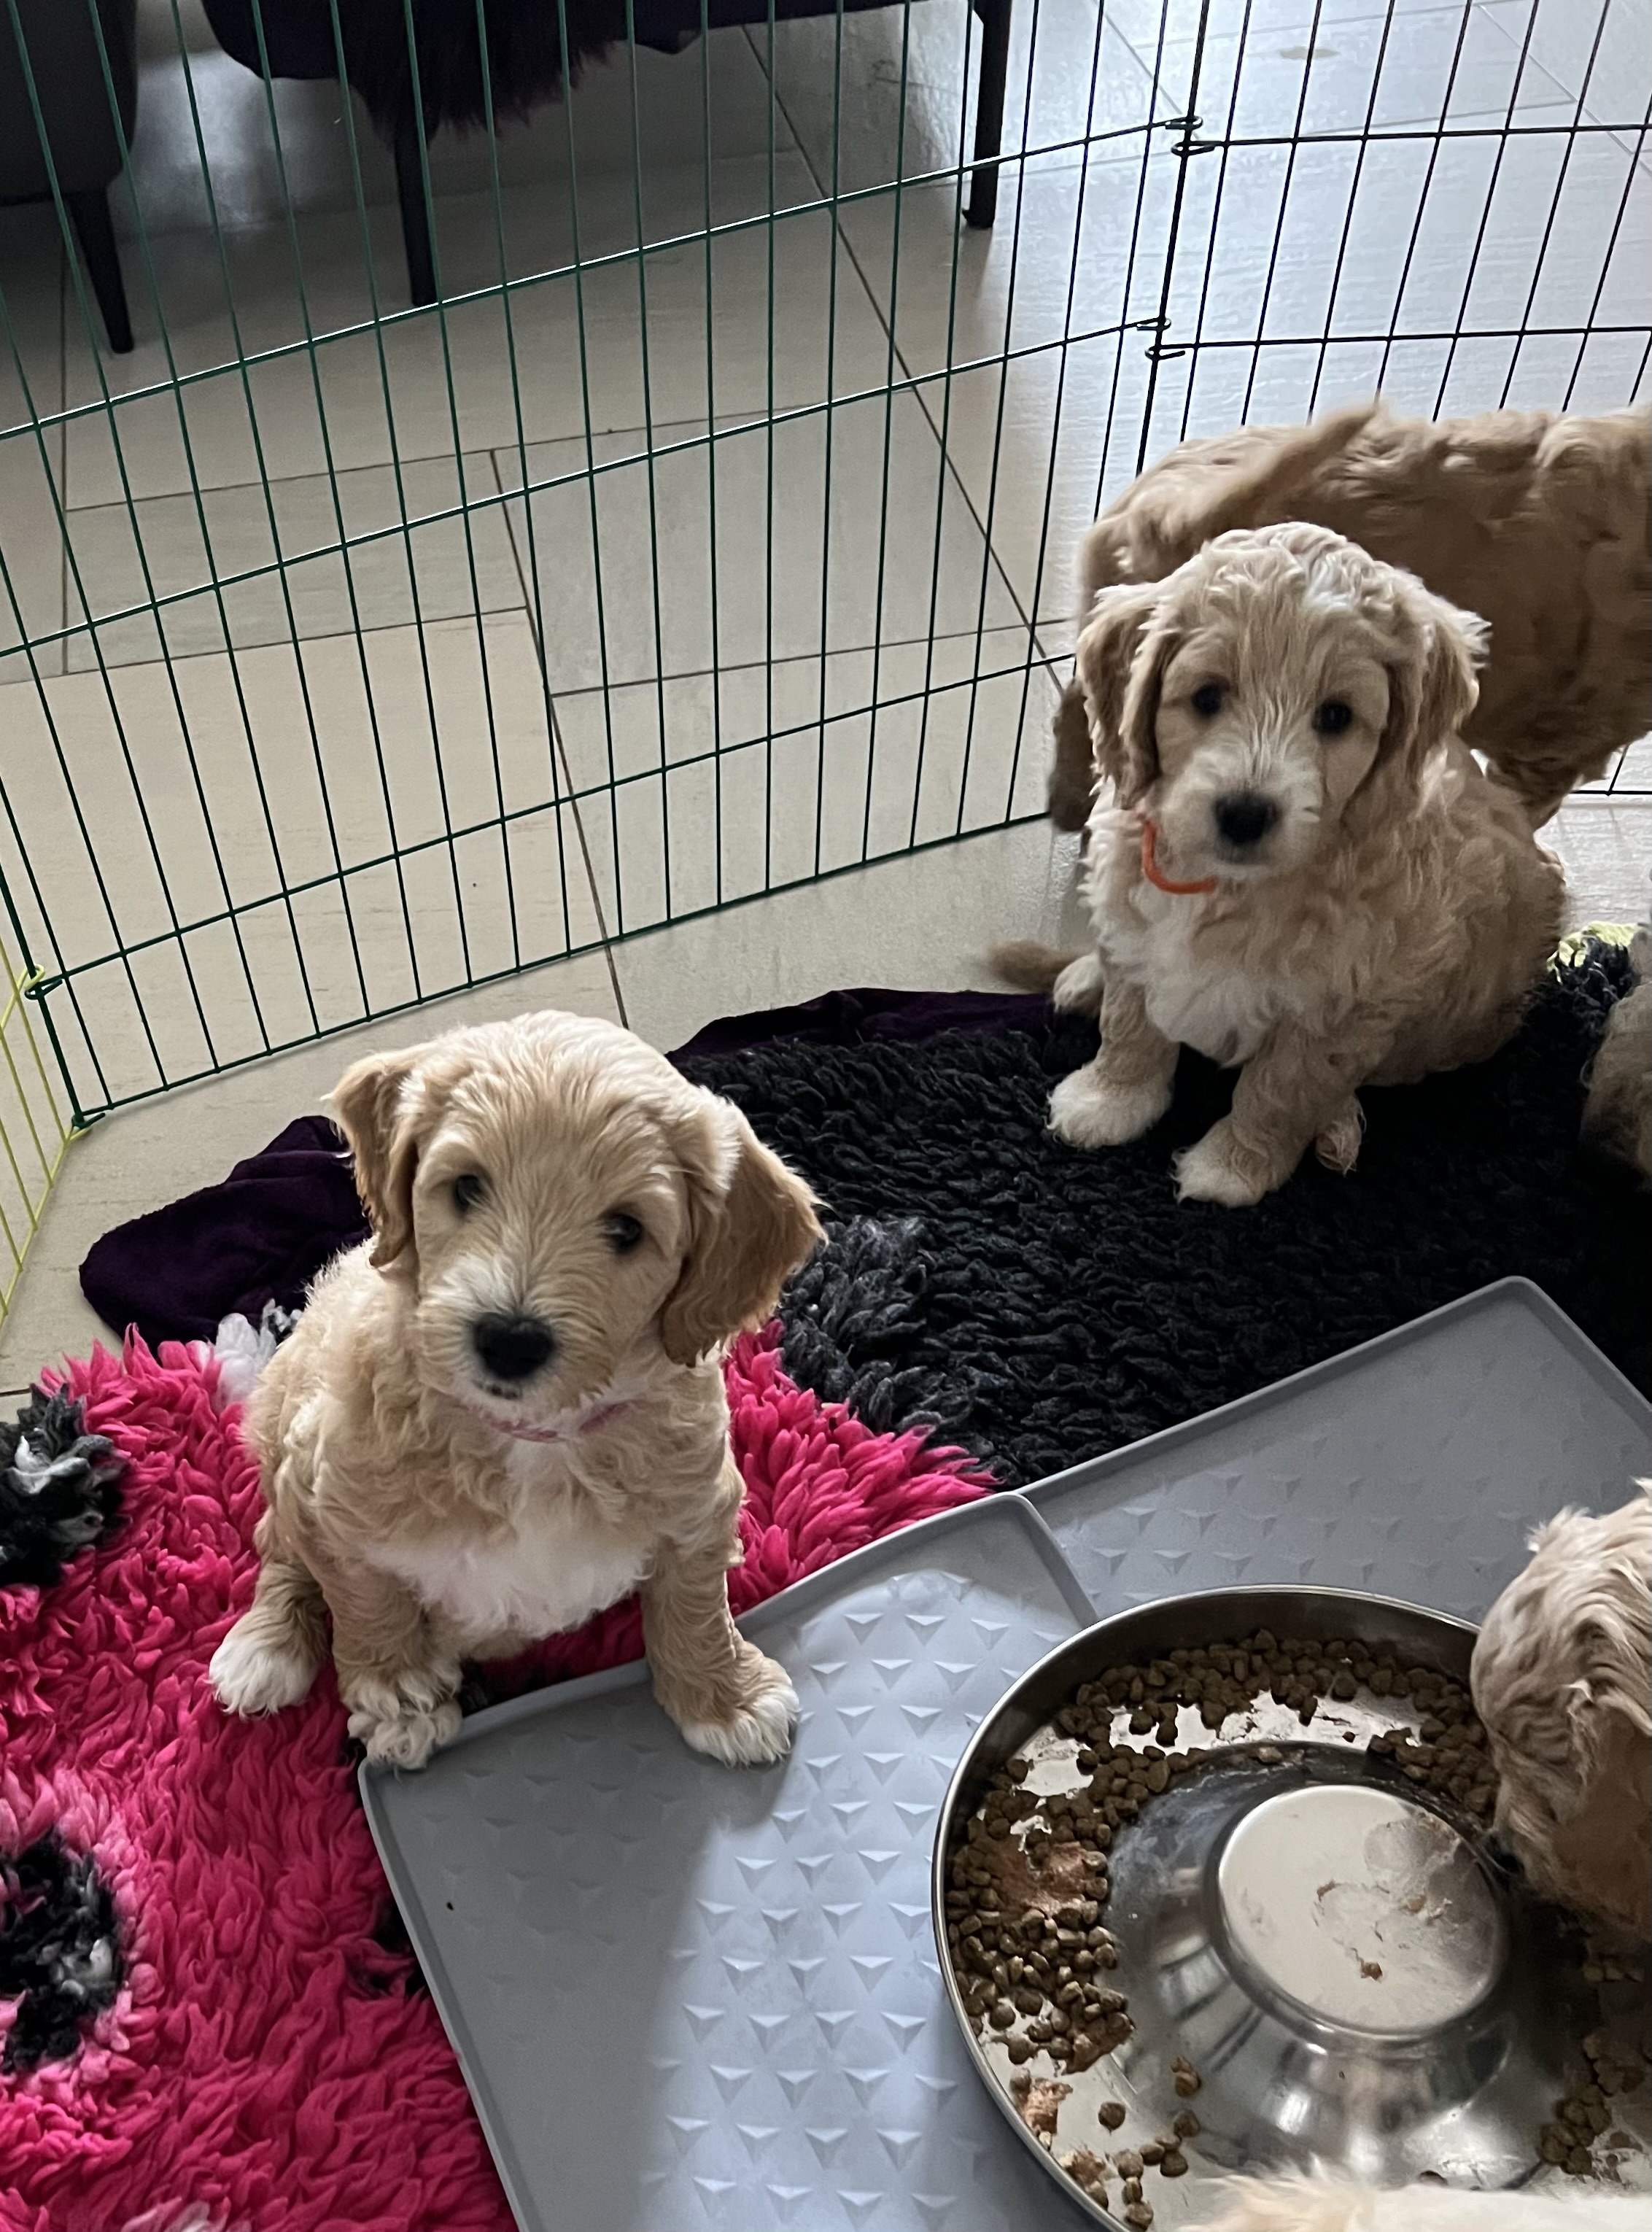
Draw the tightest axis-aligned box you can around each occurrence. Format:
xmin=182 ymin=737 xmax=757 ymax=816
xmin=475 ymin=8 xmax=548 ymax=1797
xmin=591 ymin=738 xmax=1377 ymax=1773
xmin=368 ymin=1492 xmax=649 ymax=1648
xmin=1101 ymin=896 xmax=1294 ymax=1068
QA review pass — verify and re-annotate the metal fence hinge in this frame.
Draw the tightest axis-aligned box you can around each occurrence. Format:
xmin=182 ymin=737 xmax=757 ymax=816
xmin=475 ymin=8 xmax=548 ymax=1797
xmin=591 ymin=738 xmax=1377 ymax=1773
xmin=1132 ymin=315 xmax=1187 ymax=361
xmin=1160 ymin=113 xmax=1217 ymax=157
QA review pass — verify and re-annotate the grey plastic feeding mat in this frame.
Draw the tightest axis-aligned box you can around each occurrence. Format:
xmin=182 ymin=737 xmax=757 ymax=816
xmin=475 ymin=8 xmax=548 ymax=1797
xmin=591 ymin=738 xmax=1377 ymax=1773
xmin=361 ymin=1278 xmax=1652 ymax=2232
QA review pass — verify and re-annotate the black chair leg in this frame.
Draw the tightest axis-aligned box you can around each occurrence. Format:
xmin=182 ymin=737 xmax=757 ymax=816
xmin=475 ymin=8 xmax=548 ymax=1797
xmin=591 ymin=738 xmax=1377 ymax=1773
xmin=66 ymin=188 xmax=133 ymax=354
xmin=966 ymin=0 xmax=1013 ymax=230
xmin=394 ymin=115 xmax=438 ymax=307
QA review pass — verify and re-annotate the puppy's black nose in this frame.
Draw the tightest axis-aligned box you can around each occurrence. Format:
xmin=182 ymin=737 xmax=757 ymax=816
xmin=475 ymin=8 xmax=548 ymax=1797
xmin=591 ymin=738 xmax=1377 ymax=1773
xmin=472 ymin=1314 xmax=557 ymax=1383
xmin=1213 ymin=792 xmax=1279 ymax=848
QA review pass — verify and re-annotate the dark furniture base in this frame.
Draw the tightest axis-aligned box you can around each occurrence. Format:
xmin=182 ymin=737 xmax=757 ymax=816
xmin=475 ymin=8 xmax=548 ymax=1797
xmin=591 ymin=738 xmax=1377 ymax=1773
xmin=966 ymin=0 xmax=1010 ymax=229
xmin=387 ymin=0 xmax=1015 ymax=311
xmin=66 ymin=185 xmax=133 ymax=352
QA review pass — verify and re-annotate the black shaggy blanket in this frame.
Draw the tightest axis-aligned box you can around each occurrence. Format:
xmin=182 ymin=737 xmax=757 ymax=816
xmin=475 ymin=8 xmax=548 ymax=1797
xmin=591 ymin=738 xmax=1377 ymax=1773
xmin=78 ymin=944 xmax=1649 ymax=1489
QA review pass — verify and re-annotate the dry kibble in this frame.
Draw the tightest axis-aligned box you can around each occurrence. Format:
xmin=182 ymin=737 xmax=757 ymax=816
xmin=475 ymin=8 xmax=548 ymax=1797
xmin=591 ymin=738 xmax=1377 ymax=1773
xmin=947 ymin=1628 xmax=1515 ymax=2174
xmin=1058 ymin=2148 xmax=1112 ymax=2203
xmin=1124 ymin=2205 xmax=1154 ymax=2229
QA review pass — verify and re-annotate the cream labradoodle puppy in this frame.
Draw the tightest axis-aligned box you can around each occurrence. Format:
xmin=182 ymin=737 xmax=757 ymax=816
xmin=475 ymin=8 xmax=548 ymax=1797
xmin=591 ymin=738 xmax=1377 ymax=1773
xmin=1048 ymin=400 xmax=1651 ymax=832
xmin=211 ymin=1010 xmax=822 ymax=1770
xmin=1472 ymin=1489 xmax=1651 ymax=1942
xmin=1044 ymin=523 xmax=1564 ymax=1206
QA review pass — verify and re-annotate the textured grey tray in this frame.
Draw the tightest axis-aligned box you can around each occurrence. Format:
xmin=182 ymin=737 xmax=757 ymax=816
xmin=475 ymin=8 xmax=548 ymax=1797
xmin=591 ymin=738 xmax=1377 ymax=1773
xmin=362 ymin=1278 xmax=1651 ymax=2231
xmin=363 ymin=1497 xmax=1099 ymax=2232
xmin=1025 ymin=1277 xmax=1652 ymax=1623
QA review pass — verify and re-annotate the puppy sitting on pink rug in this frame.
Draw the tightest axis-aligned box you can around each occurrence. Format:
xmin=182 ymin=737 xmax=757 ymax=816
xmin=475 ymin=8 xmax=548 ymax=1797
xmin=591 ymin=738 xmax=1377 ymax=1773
xmin=211 ymin=1010 xmax=821 ymax=1770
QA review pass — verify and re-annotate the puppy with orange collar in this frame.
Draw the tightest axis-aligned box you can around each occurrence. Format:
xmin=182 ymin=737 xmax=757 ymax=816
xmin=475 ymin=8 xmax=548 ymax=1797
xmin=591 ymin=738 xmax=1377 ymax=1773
xmin=1039 ymin=523 xmax=1563 ymax=1206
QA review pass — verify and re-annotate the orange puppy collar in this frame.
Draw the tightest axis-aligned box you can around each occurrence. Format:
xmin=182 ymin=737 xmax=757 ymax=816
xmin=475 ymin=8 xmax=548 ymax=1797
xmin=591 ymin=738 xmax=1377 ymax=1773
xmin=1140 ymin=818 xmax=1219 ymax=896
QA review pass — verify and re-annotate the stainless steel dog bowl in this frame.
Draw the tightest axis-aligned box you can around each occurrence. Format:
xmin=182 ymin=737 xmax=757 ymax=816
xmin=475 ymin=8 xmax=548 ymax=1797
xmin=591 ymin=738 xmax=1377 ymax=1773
xmin=933 ymin=1587 xmax=1651 ymax=2228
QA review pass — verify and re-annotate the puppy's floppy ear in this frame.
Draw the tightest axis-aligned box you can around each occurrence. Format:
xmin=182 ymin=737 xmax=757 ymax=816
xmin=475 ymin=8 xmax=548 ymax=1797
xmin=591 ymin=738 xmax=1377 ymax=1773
xmin=661 ymin=1097 xmax=823 ymax=1366
xmin=330 ymin=1045 xmax=431 ymax=1270
xmin=1075 ymin=579 xmax=1170 ymax=809
xmin=1375 ymin=578 xmax=1487 ymax=788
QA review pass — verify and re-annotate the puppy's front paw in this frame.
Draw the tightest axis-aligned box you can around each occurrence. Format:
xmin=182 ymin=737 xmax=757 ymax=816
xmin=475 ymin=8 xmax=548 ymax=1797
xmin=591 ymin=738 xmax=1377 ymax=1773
xmin=344 ymin=1670 xmax=462 ymax=1770
xmin=1314 ymin=1097 xmax=1364 ymax=1175
xmin=210 ymin=1613 xmax=319 ymax=1717
xmin=1052 ymin=953 xmax=1106 ymax=1015
xmin=1174 ymin=1120 xmax=1283 ymax=1208
xmin=1050 ymin=1064 xmax=1171 ymax=1149
xmin=674 ymin=1649 xmax=799 ymax=1768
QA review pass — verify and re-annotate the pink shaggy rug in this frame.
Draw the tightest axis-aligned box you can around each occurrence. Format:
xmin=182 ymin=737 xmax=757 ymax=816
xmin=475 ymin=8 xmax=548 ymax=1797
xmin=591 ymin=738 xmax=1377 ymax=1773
xmin=0 ymin=1327 xmax=988 ymax=2232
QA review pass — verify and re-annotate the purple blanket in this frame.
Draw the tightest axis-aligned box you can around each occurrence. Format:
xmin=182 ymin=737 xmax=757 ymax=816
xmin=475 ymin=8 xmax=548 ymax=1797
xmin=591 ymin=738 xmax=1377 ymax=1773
xmin=79 ymin=988 xmax=1043 ymax=1349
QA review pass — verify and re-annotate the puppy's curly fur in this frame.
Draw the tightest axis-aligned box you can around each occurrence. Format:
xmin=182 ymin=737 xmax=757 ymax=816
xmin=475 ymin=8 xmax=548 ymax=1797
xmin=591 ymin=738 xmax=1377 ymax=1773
xmin=211 ymin=1010 xmax=822 ymax=1771
xmin=1189 ymin=2173 xmax=1644 ymax=2229
xmin=1049 ymin=400 xmax=1652 ymax=832
xmin=1046 ymin=524 xmax=1564 ymax=1206
xmin=1471 ymin=1488 xmax=1652 ymax=1941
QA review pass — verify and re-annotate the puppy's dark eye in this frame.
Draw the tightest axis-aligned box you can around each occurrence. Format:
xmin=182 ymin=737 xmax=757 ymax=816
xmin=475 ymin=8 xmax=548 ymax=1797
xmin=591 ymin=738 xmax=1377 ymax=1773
xmin=452 ymin=1174 xmax=486 ymax=1214
xmin=1190 ymin=682 xmax=1225 ymax=718
xmin=1314 ymin=699 xmax=1354 ymax=737
xmin=604 ymin=1212 xmax=645 ymax=1255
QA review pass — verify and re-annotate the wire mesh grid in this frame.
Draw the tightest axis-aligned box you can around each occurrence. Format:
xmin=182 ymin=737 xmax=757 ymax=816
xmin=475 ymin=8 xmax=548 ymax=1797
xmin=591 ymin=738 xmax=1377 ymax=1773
xmin=0 ymin=900 xmax=75 ymax=1322
xmin=0 ymin=0 xmax=1647 ymax=1154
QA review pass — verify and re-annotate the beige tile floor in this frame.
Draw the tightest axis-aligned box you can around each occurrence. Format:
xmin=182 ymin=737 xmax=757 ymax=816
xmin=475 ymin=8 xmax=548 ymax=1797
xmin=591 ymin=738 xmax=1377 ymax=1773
xmin=0 ymin=0 xmax=1647 ymax=1387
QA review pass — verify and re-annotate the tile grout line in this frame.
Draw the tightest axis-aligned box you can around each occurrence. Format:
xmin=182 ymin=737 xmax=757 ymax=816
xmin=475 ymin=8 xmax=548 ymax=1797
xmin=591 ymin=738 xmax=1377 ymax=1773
xmin=746 ymin=21 xmax=1093 ymax=675
xmin=53 ymin=444 xmax=511 ymax=518
xmin=58 ymin=232 xmax=69 ymax=667
xmin=486 ymin=448 xmax=630 ymax=1026
xmin=18 ymin=598 xmax=1067 ymax=698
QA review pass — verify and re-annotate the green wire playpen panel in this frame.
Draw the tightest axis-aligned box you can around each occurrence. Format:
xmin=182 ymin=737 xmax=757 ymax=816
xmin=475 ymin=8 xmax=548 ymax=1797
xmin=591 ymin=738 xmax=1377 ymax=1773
xmin=0 ymin=0 xmax=1646 ymax=1316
